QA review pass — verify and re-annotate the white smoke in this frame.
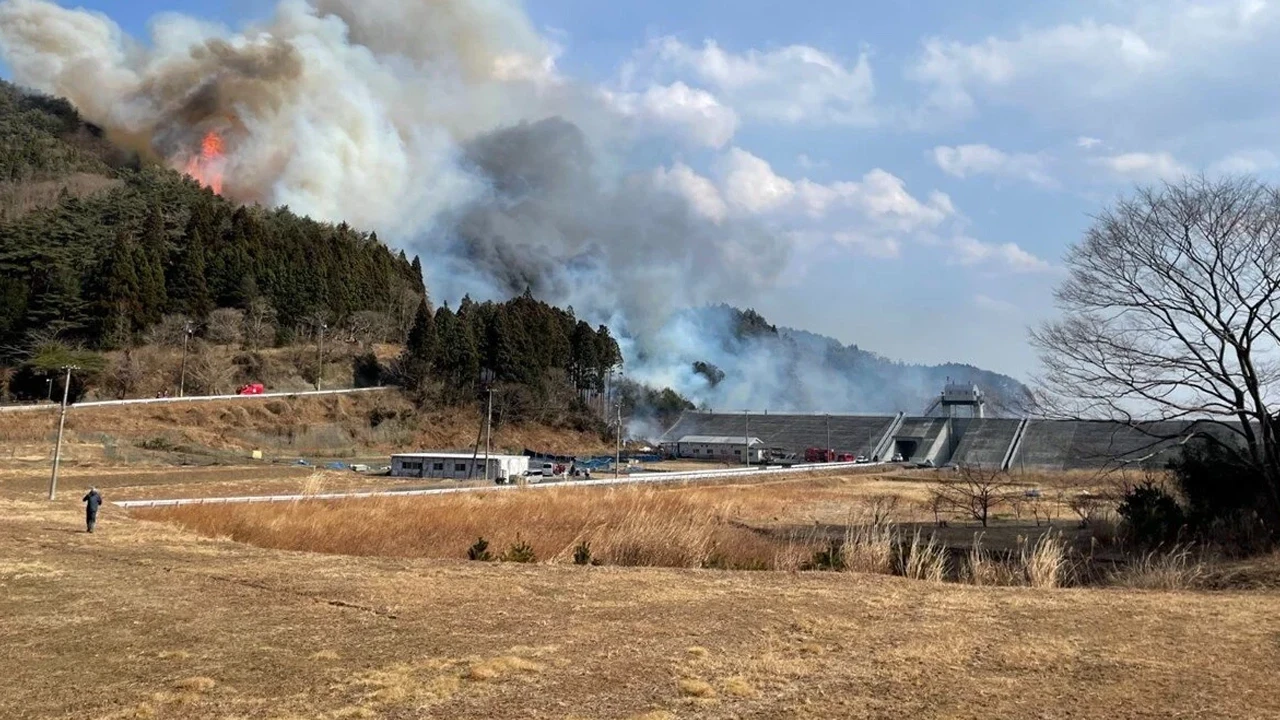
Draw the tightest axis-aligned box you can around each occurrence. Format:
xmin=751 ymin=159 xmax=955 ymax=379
xmin=0 ymin=0 xmax=1019 ymax=416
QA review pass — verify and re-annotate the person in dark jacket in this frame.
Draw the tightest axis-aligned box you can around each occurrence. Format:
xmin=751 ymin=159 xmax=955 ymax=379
xmin=82 ymin=487 xmax=102 ymax=533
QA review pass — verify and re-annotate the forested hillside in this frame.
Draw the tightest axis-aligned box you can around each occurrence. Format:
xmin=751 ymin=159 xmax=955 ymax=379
xmin=0 ymin=80 xmax=629 ymax=431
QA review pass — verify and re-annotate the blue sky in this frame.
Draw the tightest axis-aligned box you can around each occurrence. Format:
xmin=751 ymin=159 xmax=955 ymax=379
xmin=4 ymin=0 xmax=1279 ymax=381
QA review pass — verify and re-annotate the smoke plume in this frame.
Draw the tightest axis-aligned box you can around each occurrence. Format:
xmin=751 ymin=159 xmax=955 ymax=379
xmin=0 ymin=0 xmax=1016 ymax=420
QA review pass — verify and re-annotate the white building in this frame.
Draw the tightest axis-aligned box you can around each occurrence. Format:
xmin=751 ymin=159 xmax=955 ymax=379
xmin=675 ymin=435 xmax=767 ymax=462
xmin=390 ymin=453 xmax=530 ymax=481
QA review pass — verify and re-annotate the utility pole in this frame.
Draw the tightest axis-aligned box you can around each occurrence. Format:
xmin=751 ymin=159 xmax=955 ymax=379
xmin=178 ymin=321 xmax=194 ymax=397
xmin=45 ymin=377 xmax=52 ymax=402
xmin=315 ymin=322 xmax=327 ymax=391
xmin=744 ymin=410 xmax=750 ymax=467
xmin=484 ymin=387 xmax=493 ymax=483
xmin=826 ymin=413 xmax=831 ymax=457
xmin=615 ymin=399 xmax=622 ymax=479
xmin=48 ymin=365 xmax=76 ymax=500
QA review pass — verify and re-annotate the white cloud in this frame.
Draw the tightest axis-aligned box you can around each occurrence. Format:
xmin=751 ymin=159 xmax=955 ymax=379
xmin=625 ymin=37 xmax=877 ymax=127
xmin=909 ymin=2 xmax=1280 ymax=121
xmin=1077 ymin=136 xmax=1103 ymax=149
xmin=1210 ymin=149 xmax=1280 ymax=175
xmin=973 ymin=293 xmax=1018 ymax=315
xmin=656 ymin=148 xmax=957 ymax=261
xmin=796 ymin=153 xmax=827 ymax=171
xmin=831 ymin=231 xmax=901 ymax=259
xmin=650 ymin=161 xmax=728 ymax=223
xmin=716 ymin=147 xmax=798 ymax=214
xmin=931 ymin=143 xmax=1054 ymax=186
xmin=1092 ymin=151 xmax=1189 ymax=182
xmin=602 ymin=81 xmax=739 ymax=148
xmin=950 ymin=236 xmax=1052 ymax=273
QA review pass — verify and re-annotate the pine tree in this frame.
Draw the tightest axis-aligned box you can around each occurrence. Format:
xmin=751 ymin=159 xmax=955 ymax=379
xmin=169 ymin=214 xmax=213 ymax=319
xmin=90 ymin=228 xmax=143 ymax=347
xmin=137 ymin=204 xmax=168 ymax=323
xmin=401 ymin=297 xmax=436 ymax=389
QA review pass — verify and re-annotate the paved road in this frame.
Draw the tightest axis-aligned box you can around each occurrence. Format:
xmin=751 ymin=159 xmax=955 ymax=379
xmin=0 ymin=386 xmax=395 ymax=414
xmin=113 ymin=461 xmax=883 ymax=508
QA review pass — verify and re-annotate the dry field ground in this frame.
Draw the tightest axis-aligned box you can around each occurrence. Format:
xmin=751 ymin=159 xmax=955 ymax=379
xmin=3 ymin=458 xmax=1280 ymax=718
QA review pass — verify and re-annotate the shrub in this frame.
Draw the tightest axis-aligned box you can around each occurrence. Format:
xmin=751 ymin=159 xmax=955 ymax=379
xmin=501 ymin=535 xmax=537 ymax=563
xmin=805 ymin=538 xmax=845 ymax=571
xmin=466 ymin=537 xmax=493 ymax=562
xmin=1117 ymin=480 xmax=1186 ymax=549
xmin=572 ymin=540 xmax=593 ymax=566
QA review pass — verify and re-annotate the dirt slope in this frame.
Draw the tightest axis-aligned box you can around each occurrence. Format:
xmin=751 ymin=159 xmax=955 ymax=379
xmin=0 ymin=390 xmax=610 ymax=467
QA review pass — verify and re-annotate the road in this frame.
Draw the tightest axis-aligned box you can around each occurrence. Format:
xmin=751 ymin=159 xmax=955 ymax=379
xmin=113 ymin=461 xmax=882 ymax=508
xmin=0 ymin=386 xmax=395 ymax=414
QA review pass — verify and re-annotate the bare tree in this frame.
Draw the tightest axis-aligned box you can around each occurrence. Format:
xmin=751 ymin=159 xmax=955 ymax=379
xmin=346 ymin=310 xmax=390 ymax=348
xmin=241 ymin=297 xmax=276 ymax=350
xmin=934 ymin=464 xmax=1018 ymax=528
xmin=1031 ymin=176 xmax=1280 ymax=525
xmin=206 ymin=308 xmax=245 ymax=345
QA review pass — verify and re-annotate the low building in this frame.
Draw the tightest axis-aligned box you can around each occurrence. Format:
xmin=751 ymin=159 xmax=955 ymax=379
xmin=390 ymin=453 xmax=530 ymax=481
xmin=675 ymin=435 xmax=767 ymax=462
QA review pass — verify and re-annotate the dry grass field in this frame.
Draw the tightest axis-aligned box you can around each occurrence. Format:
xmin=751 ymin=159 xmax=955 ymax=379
xmin=2 ymin=458 xmax=1280 ymax=718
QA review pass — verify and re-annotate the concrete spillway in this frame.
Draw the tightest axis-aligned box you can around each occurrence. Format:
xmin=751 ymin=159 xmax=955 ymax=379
xmin=661 ymin=413 xmax=897 ymax=457
xmin=661 ymin=413 xmax=1240 ymax=470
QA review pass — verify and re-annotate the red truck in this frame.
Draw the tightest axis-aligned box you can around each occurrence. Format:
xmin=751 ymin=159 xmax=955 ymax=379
xmin=237 ymin=383 xmax=265 ymax=395
xmin=805 ymin=447 xmax=834 ymax=463
xmin=805 ymin=448 xmax=856 ymax=463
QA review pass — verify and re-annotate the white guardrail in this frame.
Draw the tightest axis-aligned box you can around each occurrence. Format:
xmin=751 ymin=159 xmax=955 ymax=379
xmin=113 ymin=461 xmax=882 ymax=509
xmin=0 ymin=386 xmax=394 ymax=414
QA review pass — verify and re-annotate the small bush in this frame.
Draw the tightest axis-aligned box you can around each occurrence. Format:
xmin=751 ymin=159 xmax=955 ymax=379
xmin=501 ymin=534 xmax=537 ymax=563
xmin=805 ymin=538 xmax=845 ymax=571
xmin=1118 ymin=480 xmax=1186 ymax=548
xmin=467 ymin=537 xmax=493 ymax=562
xmin=572 ymin=540 xmax=593 ymax=565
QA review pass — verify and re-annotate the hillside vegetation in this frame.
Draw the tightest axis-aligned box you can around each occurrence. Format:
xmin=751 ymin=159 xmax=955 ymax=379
xmin=0 ymin=79 xmax=643 ymax=433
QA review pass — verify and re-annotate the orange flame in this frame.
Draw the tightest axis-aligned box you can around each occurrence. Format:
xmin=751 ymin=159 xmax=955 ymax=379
xmin=184 ymin=130 xmax=225 ymax=195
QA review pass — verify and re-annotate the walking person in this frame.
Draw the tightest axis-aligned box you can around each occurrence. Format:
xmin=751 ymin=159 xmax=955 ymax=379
xmin=82 ymin=487 xmax=102 ymax=533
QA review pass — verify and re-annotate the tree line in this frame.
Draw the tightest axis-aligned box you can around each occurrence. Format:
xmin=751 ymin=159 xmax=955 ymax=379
xmin=399 ymin=289 xmax=622 ymax=410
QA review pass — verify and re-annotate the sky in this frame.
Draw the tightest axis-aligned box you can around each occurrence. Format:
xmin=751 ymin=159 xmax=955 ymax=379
xmin=3 ymin=0 xmax=1279 ymax=382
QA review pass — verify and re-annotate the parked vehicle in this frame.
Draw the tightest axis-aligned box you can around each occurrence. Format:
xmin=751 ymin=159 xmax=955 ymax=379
xmin=237 ymin=382 xmax=265 ymax=395
xmin=804 ymin=447 xmax=835 ymax=463
xmin=891 ymin=453 xmax=905 ymax=462
xmin=855 ymin=455 xmax=870 ymax=464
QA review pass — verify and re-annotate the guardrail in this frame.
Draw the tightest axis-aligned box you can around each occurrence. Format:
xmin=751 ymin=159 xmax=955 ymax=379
xmin=113 ymin=460 xmax=882 ymax=509
xmin=0 ymin=386 xmax=394 ymax=414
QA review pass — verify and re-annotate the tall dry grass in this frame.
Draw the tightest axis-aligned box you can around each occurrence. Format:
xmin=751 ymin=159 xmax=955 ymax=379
xmin=1109 ymin=545 xmax=1208 ymax=590
xmin=137 ymin=486 xmax=806 ymax=570
xmin=896 ymin=529 xmax=948 ymax=582
xmin=963 ymin=532 xmax=1069 ymax=588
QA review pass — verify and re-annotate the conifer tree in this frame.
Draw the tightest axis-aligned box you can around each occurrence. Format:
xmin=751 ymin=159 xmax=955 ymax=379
xmin=401 ymin=297 xmax=436 ymax=389
xmin=169 ymin=214 xmax=213 ymax=319
xmin=90 ymin=228 xmax=142 ymax=347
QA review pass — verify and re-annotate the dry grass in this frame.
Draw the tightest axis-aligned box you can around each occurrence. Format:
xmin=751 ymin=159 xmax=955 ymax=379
xmin=135 ymin=484 xmax=834 ymax=570
xmin=1111 ymin=545 xmax=1209 ymax=590
xmin=897 ymin=529 xmax=948 ymax=582
xmin=1022 ymin=532 xmax=1069 ymax=589
xmin=676 ymin=678 xmax=716 ymax=697
xmin=5 ymin=485 xmax=1280 ymax=720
